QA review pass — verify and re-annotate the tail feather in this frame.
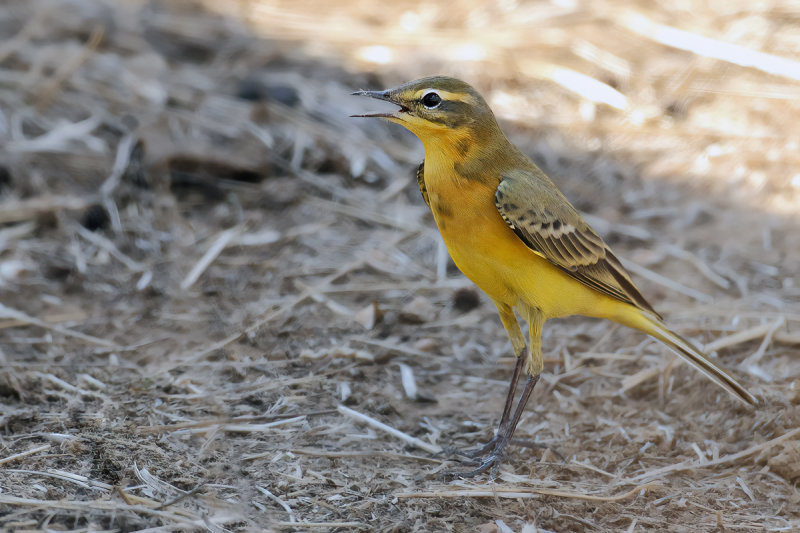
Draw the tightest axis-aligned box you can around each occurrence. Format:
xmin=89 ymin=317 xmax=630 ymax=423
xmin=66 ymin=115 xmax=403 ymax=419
xmin=628 ymin=312 xmax=757 ymax=405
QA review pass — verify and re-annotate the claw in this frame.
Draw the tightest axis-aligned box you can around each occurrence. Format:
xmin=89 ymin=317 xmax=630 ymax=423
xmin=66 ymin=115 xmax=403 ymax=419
xmin=460 ymin=435 xmax=501 ymax=458
xmin=443 ymin=447 xmax=508 ymax=479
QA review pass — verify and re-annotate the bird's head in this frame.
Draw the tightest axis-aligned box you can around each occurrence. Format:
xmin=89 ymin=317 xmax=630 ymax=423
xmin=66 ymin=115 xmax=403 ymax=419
xmin=352 ymin=76 xmax=501 ymax=151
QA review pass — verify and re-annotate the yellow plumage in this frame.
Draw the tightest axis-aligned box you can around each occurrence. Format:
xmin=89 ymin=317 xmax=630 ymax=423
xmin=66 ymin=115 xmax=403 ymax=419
xmin=353 ymin=76 xmax=756 ymax=477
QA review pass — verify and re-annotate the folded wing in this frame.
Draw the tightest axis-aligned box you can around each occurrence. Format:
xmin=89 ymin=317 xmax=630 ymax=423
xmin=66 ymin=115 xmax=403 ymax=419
xmin=495 ymin=168 xmax=660 ymax=318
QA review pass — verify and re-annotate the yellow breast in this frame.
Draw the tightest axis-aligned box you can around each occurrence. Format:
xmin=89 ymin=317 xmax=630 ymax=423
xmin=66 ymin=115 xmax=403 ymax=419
xmin=423 ymin=154 xmax=619 ymax=320
xmin=424 ymin=154 xmax=520 ymax=304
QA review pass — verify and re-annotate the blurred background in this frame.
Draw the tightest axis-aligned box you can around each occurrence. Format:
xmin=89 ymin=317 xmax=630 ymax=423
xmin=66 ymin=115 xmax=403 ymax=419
xmin=1 ymin=0 xmax=799 ymax=531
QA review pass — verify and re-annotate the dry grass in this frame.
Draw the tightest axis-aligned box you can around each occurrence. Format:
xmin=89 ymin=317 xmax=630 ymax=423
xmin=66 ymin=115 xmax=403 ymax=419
xmin=0 ymin=0 xmax=799 ymax=531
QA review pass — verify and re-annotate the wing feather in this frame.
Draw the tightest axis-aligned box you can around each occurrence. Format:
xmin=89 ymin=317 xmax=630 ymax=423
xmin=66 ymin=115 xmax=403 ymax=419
xmin=496 ymin=169 xmax=661 ymax=317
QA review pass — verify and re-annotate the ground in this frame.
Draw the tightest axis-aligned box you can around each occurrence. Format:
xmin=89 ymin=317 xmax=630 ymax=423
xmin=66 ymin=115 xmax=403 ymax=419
xmin=0 ymin=0 xmax=799 ymax=531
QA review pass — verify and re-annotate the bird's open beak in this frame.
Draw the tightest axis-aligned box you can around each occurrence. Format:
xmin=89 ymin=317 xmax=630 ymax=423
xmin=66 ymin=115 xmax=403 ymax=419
xmin=350 ymin=90 xmax=408 ymax=118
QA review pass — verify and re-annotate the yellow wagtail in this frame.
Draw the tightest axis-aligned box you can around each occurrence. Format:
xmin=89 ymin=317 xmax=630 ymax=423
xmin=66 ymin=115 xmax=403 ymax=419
xmin=353 ymin=76 xmax=756 ymax=476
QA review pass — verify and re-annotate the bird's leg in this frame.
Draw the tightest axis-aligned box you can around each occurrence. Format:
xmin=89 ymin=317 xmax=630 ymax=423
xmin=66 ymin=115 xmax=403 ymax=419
xmin=457 ymin=303 xmax=527 ymax=459
xmin=446 ymin=309 xmax=544 ymax=478
xmin=462 ymin=349 xmax=526 ymax=458
xmin=452 ymin=373 xmax=540 ymax=478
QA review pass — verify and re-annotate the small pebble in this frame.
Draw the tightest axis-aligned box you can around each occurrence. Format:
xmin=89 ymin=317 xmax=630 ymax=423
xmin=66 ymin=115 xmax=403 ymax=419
xmin=81 ymin=204 xmax=110 ymax=232
xmin=453 ymin=287 xmax=480 ymax=312
xmin=354 ymin=301 xmax=383 ymax=330
xmin=399 ymin=296 xmax=437 ymax=324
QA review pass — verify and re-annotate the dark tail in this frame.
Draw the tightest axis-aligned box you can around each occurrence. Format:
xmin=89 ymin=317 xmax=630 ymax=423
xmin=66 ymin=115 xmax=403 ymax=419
xmin=624 ymin=310 xmax=757 ymax=405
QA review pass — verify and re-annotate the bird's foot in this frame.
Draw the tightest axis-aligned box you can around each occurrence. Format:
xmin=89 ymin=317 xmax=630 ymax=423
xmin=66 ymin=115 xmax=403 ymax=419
xmin=441 ymin=374 xmax=542 ymax=479
xmin=458 ymin=435 xmax=501 ymax=459
xmin=441 ymin=436 xmax=511 ymax=479
xmin=440 ymin=438 xmax=558 ymax=479
xmin=454 ymin=435 xmax=553 ymax=459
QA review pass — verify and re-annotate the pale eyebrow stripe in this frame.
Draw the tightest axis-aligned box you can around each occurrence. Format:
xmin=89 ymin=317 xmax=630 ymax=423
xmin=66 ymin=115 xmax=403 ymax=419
xmin=414 ymin=89 xmax=476 ymax=105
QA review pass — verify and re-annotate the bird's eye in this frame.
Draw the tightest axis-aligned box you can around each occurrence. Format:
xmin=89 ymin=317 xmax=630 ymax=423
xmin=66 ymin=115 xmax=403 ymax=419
xmin=422 ymin=91 xmax=442 ymax=109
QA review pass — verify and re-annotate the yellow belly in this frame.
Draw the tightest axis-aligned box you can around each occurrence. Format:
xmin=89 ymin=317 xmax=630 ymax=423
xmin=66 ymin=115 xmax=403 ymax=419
xmin=427 ymin=174 xmax=619 ymax=321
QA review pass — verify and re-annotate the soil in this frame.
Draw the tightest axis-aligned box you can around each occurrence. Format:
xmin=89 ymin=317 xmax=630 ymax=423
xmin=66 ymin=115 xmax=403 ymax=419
xmin=0 ymin=1 xmax=798 ymax=531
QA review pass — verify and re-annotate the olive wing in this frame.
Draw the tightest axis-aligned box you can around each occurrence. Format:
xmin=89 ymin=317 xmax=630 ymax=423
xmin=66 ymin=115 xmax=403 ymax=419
xmin=495 ymin=169 xmax=660 ymax=317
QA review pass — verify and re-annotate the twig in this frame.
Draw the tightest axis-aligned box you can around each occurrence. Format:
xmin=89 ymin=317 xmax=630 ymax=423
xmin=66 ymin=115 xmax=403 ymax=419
xmin=619 ymin=11 xmax=800 ymax=82
xmin=396 ymin=483 xmax=657 ymax=501
xmin=704 ymin=321 xmax=783 ymax=353
xmin=157 ymin=482 xmax=207 ymax=510
xmin=7 ymin=115 xmax=103 ymax=153
xmin=78 ymin=373 xmax=108 ymax=390
xmin=36 ymin=372 xmax=106 ymax=399
xmin=620 ymin=258 xmax=713 ymax=303
xmin=100 ymin=132 xmax=138 ymax=234
xmin=571 ymin=39 xmax=631 ymax=78
xmin=318 ymin=279 xmax=470 ymax=294
xmin=0 ymin=221 xmax=35 ymax=244
xmin=116 ymin=485 xmax=136 ymax=506
xmin=0 ymin=196 xmax=89 ymax=224
xmin=288 ymin=448 xmax=442 ymax=464
xmin=75 ymin=224 xmax=146 ymax=272
xmin=216 ymin=417 xmax=305 ymax=433
xmin=4 ymin=468 xmax=112 ymax=492
xmin=295 ymin=280 xmax=354 ymax=316
xmin=181 ymin=224 xmax=246 ymax=290
xmin=630 ymin=426 xmax=800 ymax=482
xmin=621 ymin=367 xmax=662 ymax=393
xmin=775 ymin=331 xmax=800 ymax=345
xmin=569 ymin=460 xmax=617 ymax=479
xmin=0 ymin=494 xmax=216 ymax=526
xmin=273 ymin=522 xmax=367 ymax=529
xmin=134 ymin=462 xmax=186 ymax=499
xmin=256 ymin=486 xmax=295 ymax=523
xmin=740 ymin=317 xmax=785 ymax=367
xmin=0 ymin=303 xmax=115 ymax=347
xmin=0 ymin=444 xmax=51 ymax=466
xmin=337 ymin=405 xmax=442 ymax=454
xmin=351 ymin=336 xmax=433 ymax=358
xmin=662 ymin=244 xmax=730 ymax=290
xmin=522 ymin=63 xmax=628 ymax=110
xmin=138 ymin=414 xmax=311 ymax=435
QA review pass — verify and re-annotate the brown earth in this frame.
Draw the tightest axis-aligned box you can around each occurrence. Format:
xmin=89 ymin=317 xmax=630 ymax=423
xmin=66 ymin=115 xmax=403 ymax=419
xmin=0 ymin=0 xmax=799 ymax=531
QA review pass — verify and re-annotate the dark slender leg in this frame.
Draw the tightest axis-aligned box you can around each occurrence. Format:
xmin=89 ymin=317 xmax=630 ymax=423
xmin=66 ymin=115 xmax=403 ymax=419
xmin=463 ymin=349 xmax=527 ymax=458
xmin=498 ymin=349 xmax=527 ymax=433
xmin=447 ymin=374 xmax=540 ymax=478
xmin=499 ymin=374 xmax=539 ymax=448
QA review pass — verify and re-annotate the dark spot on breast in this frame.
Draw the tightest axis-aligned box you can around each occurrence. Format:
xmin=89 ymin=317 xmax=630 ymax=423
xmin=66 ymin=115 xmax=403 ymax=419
xmin=552 ymin=220 xmax=561 ymax=230
xmin=541 ymin=222 xmax=550 ymax=229
xmin=434 ymin=200 xmax=453 ymax=218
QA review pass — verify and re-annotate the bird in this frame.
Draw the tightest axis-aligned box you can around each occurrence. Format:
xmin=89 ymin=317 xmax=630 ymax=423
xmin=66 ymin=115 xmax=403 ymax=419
xmin=352 ymin=76 xmax=757 ymax=477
